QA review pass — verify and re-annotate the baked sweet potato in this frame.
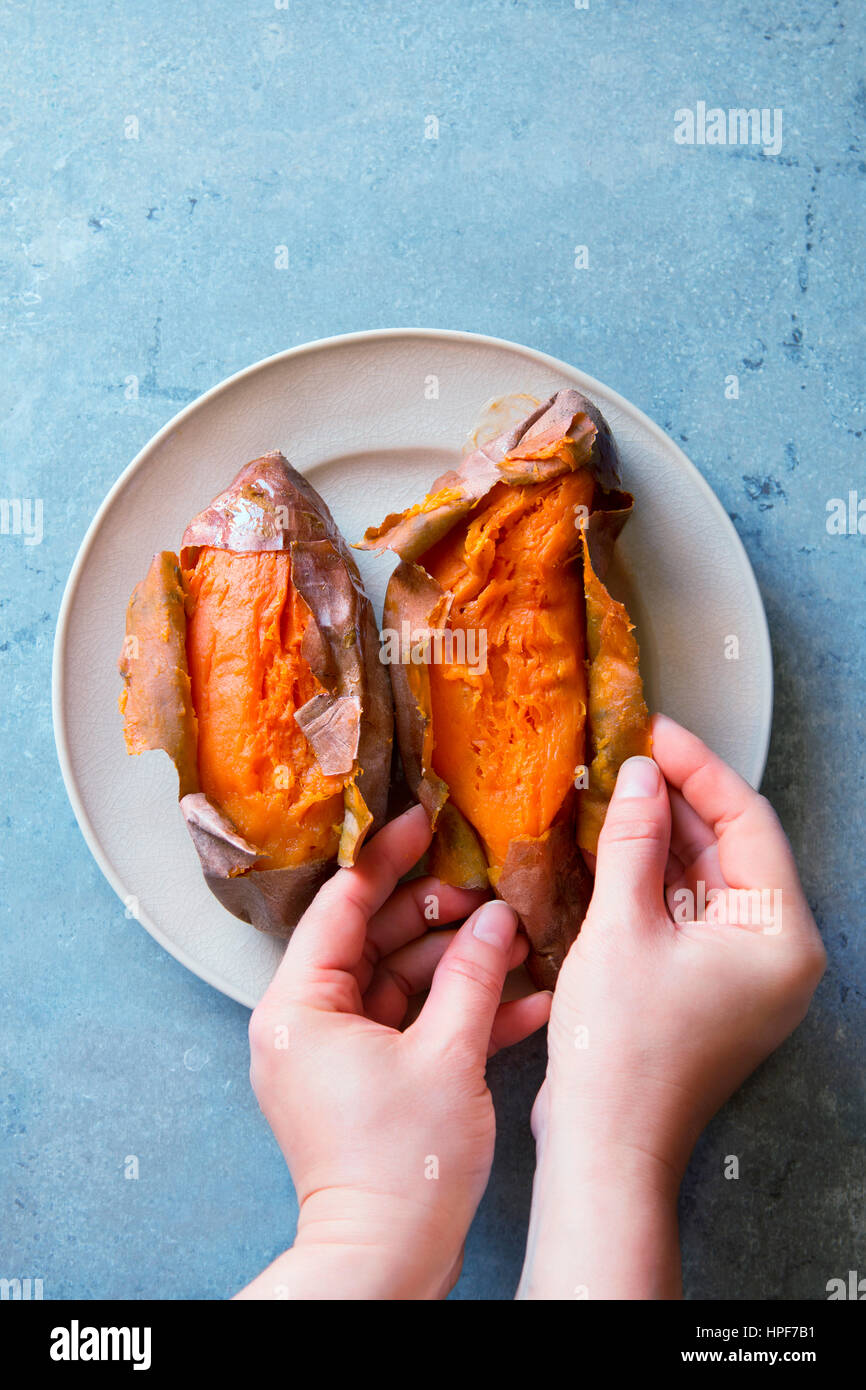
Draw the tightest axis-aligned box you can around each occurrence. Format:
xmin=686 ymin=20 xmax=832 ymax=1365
xmin=119 ymin=452 xmax=392 ymax=935
xmin=358 ymin=391 xmax=650 ymax=986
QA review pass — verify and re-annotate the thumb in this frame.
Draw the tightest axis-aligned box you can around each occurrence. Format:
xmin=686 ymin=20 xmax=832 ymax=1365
xmin=590 ymin=756 xmax=671 ymax=924
xmin=412 ymin=901 xmax=519 ymax=1061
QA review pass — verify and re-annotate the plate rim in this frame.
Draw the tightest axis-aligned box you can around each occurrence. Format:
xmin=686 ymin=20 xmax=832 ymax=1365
xmin=52 ymin=326 xmax=774 ymax=1007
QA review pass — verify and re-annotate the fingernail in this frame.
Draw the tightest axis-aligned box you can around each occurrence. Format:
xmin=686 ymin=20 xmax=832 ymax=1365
xmin=472 ymin=901 xmax=517 ymax=948
xmin=615 ymin=756 xmax=661 ymax=799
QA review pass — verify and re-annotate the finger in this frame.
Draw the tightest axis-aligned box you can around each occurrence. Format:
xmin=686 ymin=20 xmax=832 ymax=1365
xmin=664 ymin=849 xmax=685 ymax=886
xmin=589 ymin=756 xmax=671 ymax=927
xmin=364 ymin=929 xmax=457 ymax=1028
xmin=487 ymin=992 xmax=552 ymax=1057
xmin=668 ymin=786 xmax=716 ymax=869
xmin=364 ymin=930 xmax=529 ymax=1030
xmin=652 ymin=714 xmax=802 ymax=897
xmin=355 ymin=878 xmax=487 ymax=996
xmin=666 ymin=842 xmax=724 ymax=920
xmin=411 ymin=901 xmax=520 ymax=1060
xmin=275 ymin=804 xmax=431 ymax=1001
xmin=365 ymin=878 xmax=488 ymax=962
xmin=667 ymin=787 xmax=727 ymax=897
xmin=652 ymin=714 xmax=759 ymax=833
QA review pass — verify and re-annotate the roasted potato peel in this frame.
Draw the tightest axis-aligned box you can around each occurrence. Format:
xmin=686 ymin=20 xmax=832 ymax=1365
xmin=358 ymin=390 xmax=650 ymax=984
xmin=578 ymin=528 xmax=651 ymax=854
xmin=120 ymin=452 xmax=392 ymax=936
xmin=119 ymin=550 xmax=200 ymax=799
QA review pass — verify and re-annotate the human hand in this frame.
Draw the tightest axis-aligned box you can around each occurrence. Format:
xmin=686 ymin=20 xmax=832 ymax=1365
xmin=237 ymin=804 xmax=551 ymax=1301
xmin=520 ymin=714 xmax=826 ymax=1299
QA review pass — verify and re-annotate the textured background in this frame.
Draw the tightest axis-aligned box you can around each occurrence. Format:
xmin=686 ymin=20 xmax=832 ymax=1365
xmin=1 ymin=0 xmax=863 ymax=1300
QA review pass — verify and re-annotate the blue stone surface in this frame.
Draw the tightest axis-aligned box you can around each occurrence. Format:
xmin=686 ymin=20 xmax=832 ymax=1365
xmin=1 ymin=0 xmax=862 ymax=1300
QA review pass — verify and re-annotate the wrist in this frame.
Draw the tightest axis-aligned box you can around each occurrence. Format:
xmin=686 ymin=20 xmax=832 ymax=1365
xmin=293 ymin=1186 xmax=462 ymax=1300
xmin=519 ymin=1100 xmax=683 ymax=1301
xmin=521 ymin=1174 xmax=681 ymax=1300
xmin=541 ymin=1060 xmax=699 ymax=1185
xmin=542 ymin=1115 xmax=686 ymax=1201
xmin=236 ymin=1236 xmax=453 ymax=1301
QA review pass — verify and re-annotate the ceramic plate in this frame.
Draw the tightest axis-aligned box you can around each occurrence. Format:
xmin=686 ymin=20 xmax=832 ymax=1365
xmin=53 ymin=329 xmax=773 ymax=1008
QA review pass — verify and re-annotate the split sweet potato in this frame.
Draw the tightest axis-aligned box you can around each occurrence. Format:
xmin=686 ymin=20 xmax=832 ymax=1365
xmin=358 ymin=391 xmax=650 ymax=986
xmin=119 ymin=452 xmax=392 ymax=935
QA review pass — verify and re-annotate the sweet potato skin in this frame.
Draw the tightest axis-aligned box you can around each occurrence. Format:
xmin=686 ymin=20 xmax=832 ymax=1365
xmin=120 ymin=453 xmax=393 ymax=936
xmin=119 ymin=551 xmax=199 ymax=798
xmin=360 ymin=391 xmax=650 ymax=985
xmin=494 ymin=817 xmax=594 ymax=989
xmin=577 ymin=528 xmax=651 ymax=852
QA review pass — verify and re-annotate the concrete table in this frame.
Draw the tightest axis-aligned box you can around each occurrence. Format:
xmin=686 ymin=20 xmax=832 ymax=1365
xmin=1 ymin=0 xmax=862 ymax=1299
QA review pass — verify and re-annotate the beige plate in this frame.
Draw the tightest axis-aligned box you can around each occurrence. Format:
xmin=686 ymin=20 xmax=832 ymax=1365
xmin=52 ymin=329 xmax=772 ymax=1008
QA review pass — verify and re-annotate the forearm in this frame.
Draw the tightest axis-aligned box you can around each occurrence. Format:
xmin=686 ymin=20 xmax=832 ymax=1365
xmin=235 ymin=1240 xmax=455 ymax=1301
xmin=235 ymin=1191 xmax=462 ymax=1301
xmin=517 ymin=1118 xmax=682 ymax=1301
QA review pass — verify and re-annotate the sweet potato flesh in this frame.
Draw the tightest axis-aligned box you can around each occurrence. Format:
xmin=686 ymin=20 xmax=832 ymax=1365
xmin=183 ymin=548 xmax=345 ymax=869
xmin=422 ymin=472 xmax=595 ymax=864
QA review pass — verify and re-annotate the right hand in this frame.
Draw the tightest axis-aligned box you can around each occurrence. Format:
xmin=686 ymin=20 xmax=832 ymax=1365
xmin=539 ymin=713 xmax=827 ymax=1183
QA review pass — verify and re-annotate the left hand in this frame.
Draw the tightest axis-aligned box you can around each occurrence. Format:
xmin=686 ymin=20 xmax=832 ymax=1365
xmin=238 ymin=804 xmax=551 ymax=1300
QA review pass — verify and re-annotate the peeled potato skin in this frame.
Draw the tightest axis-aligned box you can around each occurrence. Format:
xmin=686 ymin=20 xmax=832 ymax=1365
xmin=361 ymin=392 xmax=650 ymax=985
xmin=120 ymin=452 xmax=393 ymax=936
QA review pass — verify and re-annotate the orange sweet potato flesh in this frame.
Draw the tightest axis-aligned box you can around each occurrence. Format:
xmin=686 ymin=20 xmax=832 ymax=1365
xmin=359 ymin=390 xmax=650 ymax=986
xmin=422 ymin=472 xmax=594 ymax=865
xmin=120 ymin=452 xmax=393 ymax=938
xmin=183 ymin=547 xmax=345 ymax=870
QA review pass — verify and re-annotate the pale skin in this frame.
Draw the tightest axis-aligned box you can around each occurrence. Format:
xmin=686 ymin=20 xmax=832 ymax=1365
xmin=237 ymin=714 xmax=826 ymax=1300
